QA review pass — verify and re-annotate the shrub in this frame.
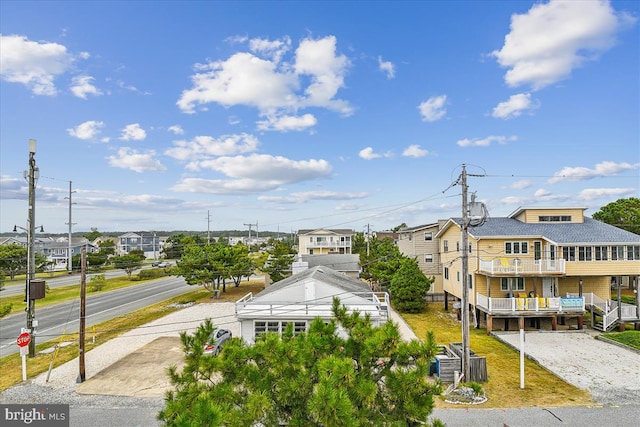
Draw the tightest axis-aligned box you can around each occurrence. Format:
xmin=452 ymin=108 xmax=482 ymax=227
xmin=0 ymin=303 xmax=13 ymax=318
xmin=89 ymin=274 xmax=106 ymax=292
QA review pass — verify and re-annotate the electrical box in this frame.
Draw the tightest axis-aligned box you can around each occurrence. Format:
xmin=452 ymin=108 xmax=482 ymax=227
xmin=29 ymin=279 xmax=46 ymax=300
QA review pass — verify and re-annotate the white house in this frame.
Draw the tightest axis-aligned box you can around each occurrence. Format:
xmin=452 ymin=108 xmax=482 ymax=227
xmin=235 ymin=266 xmax=389 ymax=345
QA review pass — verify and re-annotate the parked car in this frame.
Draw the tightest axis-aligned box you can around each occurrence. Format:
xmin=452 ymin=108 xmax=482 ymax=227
xmin=154 ymin=261 xmax=171 ymax=268
xmin=151 ymin=260 xmax=163 ymax=267
xmin=204 ymin=328 xmax=232 ymax=355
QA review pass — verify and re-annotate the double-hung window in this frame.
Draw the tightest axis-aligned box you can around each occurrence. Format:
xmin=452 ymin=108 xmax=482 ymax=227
xmin=505 ymin=241 xmax=529 ymax=255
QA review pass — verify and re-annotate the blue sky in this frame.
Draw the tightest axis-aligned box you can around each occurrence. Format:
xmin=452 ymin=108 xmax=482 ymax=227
xmin=1 ymin=0 xmax=638 ymax=235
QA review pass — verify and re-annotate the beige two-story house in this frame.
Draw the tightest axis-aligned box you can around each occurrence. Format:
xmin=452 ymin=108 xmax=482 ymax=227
xmin=297 ymin=229 xmax=354 ymax=256
xmin=436 ymin=207 xmax=640 ymax=333
xmin=396 ymin=222 xmax=445 ymax=297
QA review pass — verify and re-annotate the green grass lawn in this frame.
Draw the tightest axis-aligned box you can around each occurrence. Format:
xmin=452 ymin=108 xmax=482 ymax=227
xmin=401 ymin=303 xmax=593 ymax=408
xmin=601 ymin=330 xmax=640 ymax=350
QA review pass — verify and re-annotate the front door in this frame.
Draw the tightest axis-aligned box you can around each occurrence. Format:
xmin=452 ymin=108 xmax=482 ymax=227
xmin=542 ymin=277 xmax=555 ymax=297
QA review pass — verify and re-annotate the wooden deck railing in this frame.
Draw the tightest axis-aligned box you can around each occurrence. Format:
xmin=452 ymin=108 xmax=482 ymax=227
xmin=479 ymin=258 xmax=565 ymax=275
xmin=476 ymin=293 xmax=584 ymax=314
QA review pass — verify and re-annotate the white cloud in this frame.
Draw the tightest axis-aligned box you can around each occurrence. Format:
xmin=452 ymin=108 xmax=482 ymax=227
xmin=492 ymin=0 xmax=634 ymax=90
xmin=577 ymin=187 xmax=636 ymax=201
xmin=119 ymin=123 xmax=147 ymax=141
xmin=106 ymin=147 xmax=167 ymax=173
xmin=492 ymin=93 xmax=537 ymax=119
xmin=177 ymin=35 xmax=352 ymax=123
xmin=359 ymin=147 xmax=382 ymax=160
xmin=548 ymin=161 xmax=640 ymax=184
xmin=67 ymin=120 xmax=105 ymax=140
xmin=256 ymin=113 xmax=317 ymax=132
xmin=165 ymin=133 xmax=259 ymax=161
xmin=170 ymin=154 xmax=332 ymax=195
xmin=70 ymin=75 xmax=102 ymax=99
xmin=402 ymin=144 xmax=429 ymax=158
xmin=533 ymin=188 xmax=552 ymax=198
xmin=510 ymin=179 xmax=532 ymax=190
xmin=258 ymin=190 xmax=369 ymax=204
xmin=457 ymin=135 xmax=517 ymax=147
xmin=0 ymin=34 xmax=73 ymax=96
xmin=378 ymin=56 xmax=395 ymax=79
xmin=168 ymin=125 xmax=184 ymax=135
xmin=249 ymin=36 xmax=291 ymax=62
xmin=194 ymin=154 xmax=332 ymax=183
xmin=418 ymin=95 xmax=447 ymax=122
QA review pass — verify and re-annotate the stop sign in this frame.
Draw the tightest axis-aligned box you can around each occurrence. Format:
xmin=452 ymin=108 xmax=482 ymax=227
xmin=16 ymin=332 xmax=31 ymax=347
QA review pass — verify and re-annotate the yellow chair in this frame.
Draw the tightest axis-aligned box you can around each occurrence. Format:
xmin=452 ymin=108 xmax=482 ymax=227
xmin=500 ymin=258 xmax=510 ymax=272
xmin=516 ymin=298 xmax=526 ymax=310
xmin=538 ymin=297 xmax=547 ymax=308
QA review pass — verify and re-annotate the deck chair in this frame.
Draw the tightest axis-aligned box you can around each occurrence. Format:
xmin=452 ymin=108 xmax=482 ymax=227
xmin=538 ymin=297 xmax=547 ymax=308
xmin=499 ymin=258 xmax=510 ymax=272
xmin=516 ymin=298 xmax=526 ymax=311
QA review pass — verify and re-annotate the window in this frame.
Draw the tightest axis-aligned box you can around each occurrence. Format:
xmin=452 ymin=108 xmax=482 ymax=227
xmin=534 ymin=242 xmax=542 ymax=261
xmin=539 ymin=215 xmax=572 ymax=222
xmin=309 ymin=249 xmax=314 ymax=255
xmin=456 ymin=241 xmax=460 ymax=252
xmin=500 ymin=277 xmax=525 ymax=291
xmin=505 ymin=241 xmax=529 ymax=255
xmin=255 ymin=321 xmax=306 ymax=338
xmin=457 ymin=271 xmax=460 ymax=282
xmin=611 ymin=246 xmax=624 ymax=261
xmin=425 ymin=254 xmax=433 ymax=263
xmin=578 ymin=246 xmax=592 ymax=261
xmin=443 ymin=240 xmax=449 ymax=252
xmin=468 ymin=274 xmax=473 ymax=289
xmin=444 ymin=267 xmax=449 ymax=280
xmin=628 ymin=245 xmax=640 ymax=261
xmin=562 ymin=247 xmax=576 ymax=261
xmin=468 ymin=243 xmax=472 ymax=254
xmin=424 ymin=232 xmax=433 ymax=241
xmin=594 ymin=246 xmax=608 ymax=261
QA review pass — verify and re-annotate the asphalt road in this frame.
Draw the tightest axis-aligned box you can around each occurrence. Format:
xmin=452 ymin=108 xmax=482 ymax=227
xmin=0 ymin=268 xmax=148 ymax=297
xmin=66 ymin=403 xmax=640 ymax=427
xmin=0 ymin=276 xmax=192 ymax=357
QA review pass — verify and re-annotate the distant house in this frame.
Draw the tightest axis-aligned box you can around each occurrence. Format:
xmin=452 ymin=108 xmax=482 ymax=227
xmin=235 ymin=266 xmax=389 ymax=345
xmin=0 ymin=235 xmax=98 ymax=272
xmin=297 ymin=228 xmax=354 ymax=255
xmin=436 ymin=206 xmax=640 ymax=332
xmin=396 ymin=222 xmax=445 ymax=297
xmin=38 ymin=237 xmax=99 ymax=271
xmin=117 ymin=232 xmax=162 ymax=258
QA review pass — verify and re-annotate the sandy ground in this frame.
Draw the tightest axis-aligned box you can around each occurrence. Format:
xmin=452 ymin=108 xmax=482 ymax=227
xmin=33 ymin=302 xmax=417 ymax=397
xmin=493 ymin=330 xmax=640 ymax=405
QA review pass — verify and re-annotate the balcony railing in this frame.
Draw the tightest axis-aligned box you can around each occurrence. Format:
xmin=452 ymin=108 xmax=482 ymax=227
xmin=479 ymin=258 xmax=565 ymax=275
xmin=476 ymin=293 xmax=584 ymax=314
xmin=305 ymin=241 xmax=351 ymax=248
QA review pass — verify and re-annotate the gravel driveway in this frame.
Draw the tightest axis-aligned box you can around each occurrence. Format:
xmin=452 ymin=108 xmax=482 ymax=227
xmin=493 ymin=330 xmax=640 ymax=405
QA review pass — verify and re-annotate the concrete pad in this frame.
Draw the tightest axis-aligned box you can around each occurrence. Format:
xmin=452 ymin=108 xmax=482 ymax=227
xmin=76 ymin=336 xmax=184 ymax=397
xmin=493 ymin=330 xmax=640 ymax=405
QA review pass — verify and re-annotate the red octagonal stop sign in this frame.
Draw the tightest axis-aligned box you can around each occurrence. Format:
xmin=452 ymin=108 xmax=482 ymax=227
xmin=16 ymin=332 xmax=31 ymax=347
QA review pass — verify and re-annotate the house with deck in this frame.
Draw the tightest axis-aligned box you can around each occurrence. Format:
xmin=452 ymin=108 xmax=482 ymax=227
xmin=297 ymin=229 xmax=354 ymax=255
xmin=235 ymin=266 xmax=389 ymax=344
xmin=436 ymin=207 xmax=640 ymax=333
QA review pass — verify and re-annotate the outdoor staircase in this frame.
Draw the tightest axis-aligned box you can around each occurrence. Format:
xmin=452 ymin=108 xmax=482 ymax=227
xmin=568 ymin=292 xmax=639 ymax=332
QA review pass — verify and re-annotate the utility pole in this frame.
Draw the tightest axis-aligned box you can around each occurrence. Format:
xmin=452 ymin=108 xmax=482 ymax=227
xmin=366 ymin=223 xmax=370 ymax=257
xmin=244 ymin=222 xmax=257 ymax=248
xmin=460 ymin=164 xmax=471 ymax=382
xmin=66 ymin=181 xmax=76 ymax=274
xmin=26 ymin=139 xmax=39 ymax=358
xmin=206 ymin=210 xmax=212 ymax=244
xmin=77 ymin=247 xmax=86 ymax=383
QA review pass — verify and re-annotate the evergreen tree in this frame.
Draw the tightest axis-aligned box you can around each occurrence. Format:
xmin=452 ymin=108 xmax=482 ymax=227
xmin=159 ymin=298 xmax=442 ymax=426
xmin=390 ymin=257 xmax=433 ymax=313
